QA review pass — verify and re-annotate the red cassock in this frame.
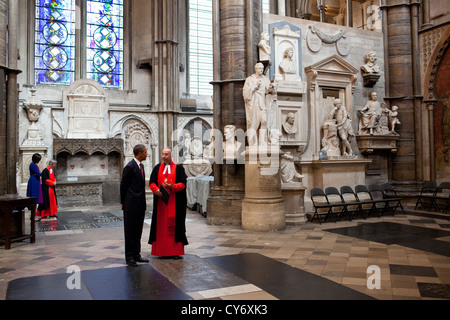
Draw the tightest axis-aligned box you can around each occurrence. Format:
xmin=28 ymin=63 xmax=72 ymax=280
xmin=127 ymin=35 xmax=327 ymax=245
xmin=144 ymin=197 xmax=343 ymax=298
xmin=149 ymin=162 xmax=185 ymax=257
xmin=36 ymin=166 xmax=57 ymax=218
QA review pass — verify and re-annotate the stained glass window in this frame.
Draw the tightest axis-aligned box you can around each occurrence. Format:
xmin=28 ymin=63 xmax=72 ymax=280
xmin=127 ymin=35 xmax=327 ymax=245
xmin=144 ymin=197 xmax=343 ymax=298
xmin=189 ymin=0 xmax=213 ymax=96
xmin=35 ymin=0 xmax=76 ymax=86
xmin=86 ymin=0 xmax=124 ymax=89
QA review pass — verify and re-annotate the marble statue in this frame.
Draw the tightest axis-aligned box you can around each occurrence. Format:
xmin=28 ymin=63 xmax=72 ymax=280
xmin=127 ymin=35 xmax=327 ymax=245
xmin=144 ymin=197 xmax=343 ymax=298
xmin=279 ymin=46 xmax=297 ymax=76
xmin=389 ymin=105 xmax=401 ymax=134
xmin=280 ymin=151 xmax=303 ymax=184
xmin=358 ymin=92 xmax=382 ymax=135
xmin=223 ymin=125 xmax=242 ymax=159
xmin=282 ymin=112 xmax=297 ymax=135
xmin=258 ymin=31 xmax=271 ymax=61
xmin=183 ymin=132 xmax=192 ymax=159
xmin=321 ymin=135 xmax=341 ymax=157
xmin=243 ymin=62 xmax=277 ymax=146
xmin=361 ymin=51 xmax=380 ymax=76
xmin=328 ymin=99 xmax=354 ymax=156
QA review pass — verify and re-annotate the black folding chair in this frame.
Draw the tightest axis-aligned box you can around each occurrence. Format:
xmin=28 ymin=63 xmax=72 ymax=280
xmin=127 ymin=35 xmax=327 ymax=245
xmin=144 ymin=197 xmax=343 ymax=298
xmin=433 ymin=182 xmax=450 ymax=214
xmin=415 ymin=181 xmax=437 ymax=211
xmin=310 ymin=188 xmax=334 ymax=224
xmin=381 ymin=183 xmax=405 ymax=214
xmin=355 ymin=185 xmax=379 ymax=217
xmin=340 ymin=186 xmax=363 ymax=220
xmin=368 ymin=184 xmax=390 ymax=215
xmin=325 ymin=187 xmax=348 ymax=221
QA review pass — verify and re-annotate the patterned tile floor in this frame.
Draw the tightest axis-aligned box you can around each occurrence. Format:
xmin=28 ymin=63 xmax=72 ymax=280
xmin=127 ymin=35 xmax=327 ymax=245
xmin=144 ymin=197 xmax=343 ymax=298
xmin=1 ymin=205 xmax=450 ymax=300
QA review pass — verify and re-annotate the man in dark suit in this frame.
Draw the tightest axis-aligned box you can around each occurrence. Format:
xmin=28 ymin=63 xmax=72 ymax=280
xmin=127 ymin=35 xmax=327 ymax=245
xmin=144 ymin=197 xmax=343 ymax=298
xmin=120 ymin=144 xmax=149 ymax=267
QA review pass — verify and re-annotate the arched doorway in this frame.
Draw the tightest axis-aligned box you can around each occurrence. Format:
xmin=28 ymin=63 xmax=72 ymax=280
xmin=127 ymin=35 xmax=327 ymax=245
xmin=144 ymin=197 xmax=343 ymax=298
xmin=434 ymin=46 xmax=450 ymax=183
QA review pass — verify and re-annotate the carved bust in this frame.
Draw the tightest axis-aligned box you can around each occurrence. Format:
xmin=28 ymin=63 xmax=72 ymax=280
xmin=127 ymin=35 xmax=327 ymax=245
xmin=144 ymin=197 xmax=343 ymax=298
xmin=279 ymin=46 xmax=297 ymax=75
xmin=258 ymin=31 xmax=271 ymax=61
xmin=361 ymin=51 xmax=380 ymax=75
xmin=282 ymin=112 xmax=297 ymax=135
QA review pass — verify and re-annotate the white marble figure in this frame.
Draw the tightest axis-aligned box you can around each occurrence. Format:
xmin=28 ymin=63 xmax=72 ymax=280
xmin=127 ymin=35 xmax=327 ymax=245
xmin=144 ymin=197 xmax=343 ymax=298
xmin=183 ymin=132 xmax=192 ymax=159
xmin=279 ymin=46 xmax=297 ymax=77
xmin=223 ymin=125 xmax=242 ymax=159
xmin=358 ymin=92 xmax=382 ymax=135
xmin=282 ymin=112 xmax=297 ymax=135
xmin=361 ymin=51 xmax=380 ymax=75
xmin=243 ymin=62 xmax=277 ymax=146
xmin=258 ymin=31 xmax=271 ymax=61
xmin=328 ymin=99 xmax=354 ymax=156
xmin=389 ymin=105 xmax=401 ymax=134
xmin=280 ymin=151 xmax=303 ymax=184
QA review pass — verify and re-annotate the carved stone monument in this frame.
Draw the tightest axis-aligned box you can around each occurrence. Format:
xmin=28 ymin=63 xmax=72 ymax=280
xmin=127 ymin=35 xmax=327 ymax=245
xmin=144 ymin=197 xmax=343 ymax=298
xmin=19 ymin=88 xmax=48 ymax=192
xmin=361 ymin=51 xmax=381 ymax=87
xmin=280 ymin=151 xmax=306 ymax=225
xmin=242 ymin=63 xmax=285 ymax=232
xmin=241 ymin=146 xmax=286 ymax=231
xmin=64 ymin=80 xmax=108 ymax=139
xmin=356 ymin=93 xmax=400 ymax=154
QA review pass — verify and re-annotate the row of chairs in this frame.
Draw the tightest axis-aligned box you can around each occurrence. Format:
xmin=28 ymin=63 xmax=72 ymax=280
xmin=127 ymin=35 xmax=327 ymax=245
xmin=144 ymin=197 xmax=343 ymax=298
xmin=415 ymin=181 xmax=450 ymax=214
xmin=310 ymin=184 xmax=405 ymax=224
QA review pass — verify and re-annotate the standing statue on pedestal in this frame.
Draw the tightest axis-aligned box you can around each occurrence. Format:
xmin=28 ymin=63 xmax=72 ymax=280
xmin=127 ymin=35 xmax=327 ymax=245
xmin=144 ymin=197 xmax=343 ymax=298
xmin=358 ymin=92 xmax=382 ymax=135
xmin=328 ymin=99 xmax=355 ymax=156
xmin=243 ymin=62 xmax=277 ymax=146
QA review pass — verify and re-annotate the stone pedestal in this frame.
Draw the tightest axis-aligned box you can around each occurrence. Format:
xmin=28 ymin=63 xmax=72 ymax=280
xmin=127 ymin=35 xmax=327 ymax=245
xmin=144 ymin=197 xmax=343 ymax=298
xmin=281 ymin=182 xmax=307 ymax=225
xmin=356 ymin=135 xmax=399 ymax=154
xmin=241 ymin=147 xmax=285 ymax=232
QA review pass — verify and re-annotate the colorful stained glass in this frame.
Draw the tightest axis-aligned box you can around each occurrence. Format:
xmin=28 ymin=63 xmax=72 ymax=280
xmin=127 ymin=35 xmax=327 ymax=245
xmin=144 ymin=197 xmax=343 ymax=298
xmin=86 ymin=0 xmax=124 ymax=89
xmin=35 ymin=0 xmax=75 ymax=85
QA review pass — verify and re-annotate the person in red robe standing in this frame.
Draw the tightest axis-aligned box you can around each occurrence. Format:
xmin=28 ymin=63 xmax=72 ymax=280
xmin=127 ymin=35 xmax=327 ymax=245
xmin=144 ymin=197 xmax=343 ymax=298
xmin=36 ymin=160 xmax=58 ymax=219
xmin=148 ymin=147 xmax=188 ymax=258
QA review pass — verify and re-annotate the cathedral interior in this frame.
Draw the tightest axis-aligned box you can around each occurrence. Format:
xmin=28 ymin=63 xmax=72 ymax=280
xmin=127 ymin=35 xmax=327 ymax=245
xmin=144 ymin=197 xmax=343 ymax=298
xmin=0 ymin=0 xmax=449 ymax=303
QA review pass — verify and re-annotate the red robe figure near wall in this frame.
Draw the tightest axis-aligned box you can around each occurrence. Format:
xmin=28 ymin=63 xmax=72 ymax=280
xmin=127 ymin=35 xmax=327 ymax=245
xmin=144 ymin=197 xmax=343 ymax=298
xmin=148 ymin=159 xmax=188 ymax=257
xmin=36 ymin=163 xmax=58 ymax=219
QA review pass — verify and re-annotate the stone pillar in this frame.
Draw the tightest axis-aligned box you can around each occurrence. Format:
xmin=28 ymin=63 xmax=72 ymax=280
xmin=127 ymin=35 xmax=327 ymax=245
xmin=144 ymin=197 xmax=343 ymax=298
xmin=384 ymin=0 xmax=422 ymax=183
xmin=346 ymin=0 xmax=353 ymax=27
xmin=0 ymin=0 xmax=7 ymax=195
xmin=150 ymin=0 xmax=180 ymax=153
xmin=6 ymin=0 xmax=20 ymax=195
xmin=207 ymin=0 xmax=262 ymax=226
xmin=241 ymin=147 xmax=285 ymax=231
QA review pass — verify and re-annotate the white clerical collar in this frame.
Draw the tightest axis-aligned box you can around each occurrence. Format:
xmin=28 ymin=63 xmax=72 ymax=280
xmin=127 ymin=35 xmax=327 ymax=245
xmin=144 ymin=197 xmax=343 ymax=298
xmin=162 ymin=162 xmax=172 ymax=175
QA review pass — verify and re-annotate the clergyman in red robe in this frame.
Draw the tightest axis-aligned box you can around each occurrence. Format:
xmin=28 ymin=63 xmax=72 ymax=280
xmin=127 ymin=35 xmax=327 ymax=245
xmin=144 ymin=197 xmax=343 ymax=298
xmin=148 ymin=147 xmax=188 ymax=258
xmin=36 ymin=160 xmax=58 ymax=219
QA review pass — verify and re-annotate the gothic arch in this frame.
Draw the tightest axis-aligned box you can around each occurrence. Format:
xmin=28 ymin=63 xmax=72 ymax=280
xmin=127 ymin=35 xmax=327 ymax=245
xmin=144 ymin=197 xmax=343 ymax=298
xmin=423 ymin=28 xmax=450 ymax=182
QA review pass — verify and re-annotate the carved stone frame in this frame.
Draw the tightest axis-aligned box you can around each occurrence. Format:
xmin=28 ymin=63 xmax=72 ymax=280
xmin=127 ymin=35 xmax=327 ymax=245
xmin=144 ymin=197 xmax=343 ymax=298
xmin=304 ymin=55 xmax=358 ymax=160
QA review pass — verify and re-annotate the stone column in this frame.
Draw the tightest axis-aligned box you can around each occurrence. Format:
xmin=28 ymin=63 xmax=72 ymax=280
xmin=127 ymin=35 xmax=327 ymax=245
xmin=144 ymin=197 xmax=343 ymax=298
xmin=0 ymin=0 xmax=8 ymax=195
xmin=151 ymin=0 xmax=180 ymax=153
xmin=384 ymin=0 xmax=423 ymax=183
xmin=6 ymin=0 xmax=20 ymax=195
xmin=207 ymin=0 xmax=262 ymax=226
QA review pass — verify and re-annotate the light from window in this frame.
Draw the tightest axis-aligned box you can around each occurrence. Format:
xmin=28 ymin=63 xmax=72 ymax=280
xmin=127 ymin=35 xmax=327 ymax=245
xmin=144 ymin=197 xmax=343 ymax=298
xmin=262 ymin=0 xmax=270 ymax=14
xmin=86 ymin=0 xmax=124 ymax=89
xmin=189 ymin=0 xmax=213 ymax=96
xmin=35 ymin=0 xmax=76 ymax=86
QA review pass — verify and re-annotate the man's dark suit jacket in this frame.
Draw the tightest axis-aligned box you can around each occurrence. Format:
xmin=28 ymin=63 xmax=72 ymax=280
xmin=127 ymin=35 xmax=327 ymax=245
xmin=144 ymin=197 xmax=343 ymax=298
xmin=120 ymin=159 xmax=146 ymax=213
xmin=120 ymin=159 xmax=147 ymax=261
